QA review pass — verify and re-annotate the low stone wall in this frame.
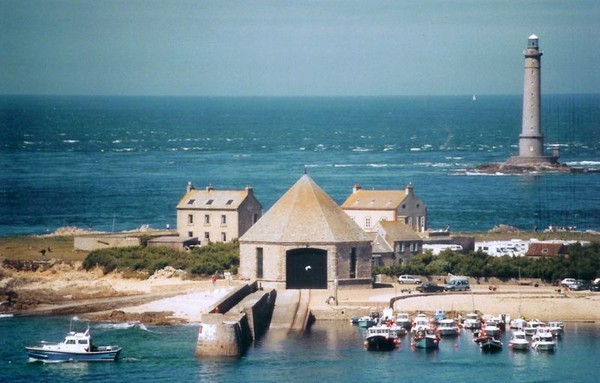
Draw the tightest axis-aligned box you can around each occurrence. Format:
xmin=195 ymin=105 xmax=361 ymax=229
xmin=74 ymin=236 xmax=140 ymax=251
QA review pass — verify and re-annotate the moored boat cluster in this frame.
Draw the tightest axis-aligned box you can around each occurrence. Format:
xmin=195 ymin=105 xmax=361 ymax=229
xmin=352 ymin=309 xmax=564 ymax=353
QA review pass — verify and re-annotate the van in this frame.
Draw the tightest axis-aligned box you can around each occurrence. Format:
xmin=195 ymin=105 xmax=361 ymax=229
xmin=444 ymin=279 xmax=470 ymax=291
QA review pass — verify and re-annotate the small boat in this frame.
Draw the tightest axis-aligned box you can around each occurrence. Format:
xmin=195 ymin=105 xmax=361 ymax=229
xmin=437 ymin=319 xmax=460 ymax=336
xmin=547 ymin=321 xmax=564 ymax=337
xmin=531 ymin=328 xmax=556 ymax=352
xmin=412 ymin=327 xmax=440 ymax=349
xmin=364 ymin=325 xmax=401 ymax=351
xmin=433 ymin=309 xmax=446 ymax=323
xmin=509 ymin=317 xmax=527 ymax=330
xmin=25 ymin=325 xmax=121 ymax=363
xmin=395 ymin=313 xmax=412 ymax=330
xmin=479 ymin=323 xmax=501 ymax=338
xmin=411 ymin=314 xmax=433 ymax=334
xmin=524 ymin=319 xmax=544 ymax=336
xmin=463 ymin=313 xmax=481 ymax=330
xmin=477 ymin=335 xmax=503 ymax=352
xmin=508 ymin=330 xmax=530 ymax=350
xmin=357 ymin=315 xmax=377 ymax=328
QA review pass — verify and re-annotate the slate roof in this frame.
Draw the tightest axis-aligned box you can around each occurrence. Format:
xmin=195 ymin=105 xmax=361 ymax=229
xmin=341 ymin=189 xmax=408 ymax=210
xmin=240 ymin=175 xmax=371 ymax=243
xmin=176 ymin=187 xmax=255 ymax=210
xmin=376 ymin=221 xmax=422 ymax=242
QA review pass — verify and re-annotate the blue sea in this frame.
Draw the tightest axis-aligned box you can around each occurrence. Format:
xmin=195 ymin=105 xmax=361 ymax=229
xmin=1 ymin=315 xmax=598 ymax=383
xmin=1 ymin=94 xmax=599 ymax=236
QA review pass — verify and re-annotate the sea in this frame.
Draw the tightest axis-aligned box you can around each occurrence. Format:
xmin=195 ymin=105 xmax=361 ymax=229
xmin=1 ymin=315 xmax=598 ymax=383
xmin=1 ymin=94 xmax=599 ymax=236
xmin=1 ymin=95 xmax=600 ymax=381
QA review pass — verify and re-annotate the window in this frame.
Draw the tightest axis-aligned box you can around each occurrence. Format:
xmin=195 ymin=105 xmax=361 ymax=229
xmin=221 ymin=215 xmax=226 ymax=224
xmin=204 ymin=214 xmax=210 ymax=224
xmin=256 ymin=248 xmax=264 ymax=279
xmin=188 ymin=214 xmax=193 ymax=224
xmin=204 ymin=232 xmax=210 ymax=240
xmin=187 ymin=231 xmax=193 ymax=238
xmin=226 ymin=199 xmax=234 ymax=205
xmin=407 ymin=217 xmax=413 ymax=227
xmin=221 ymin=232 xmax=227 ymax=242
xmin=350 ymin=248 xmax=357 ymax=279
xmin=205 ymin=199 xmax=214 ymax=205
xmin=253 ymin=213 xmax=259 ymax=224
xmin=401 ymin=243 xmax=405 ymax=252
xmin=187 ymin=199 xmax=195 ymax=205
xmin=365 ymin=217 xmax=371 ymax=228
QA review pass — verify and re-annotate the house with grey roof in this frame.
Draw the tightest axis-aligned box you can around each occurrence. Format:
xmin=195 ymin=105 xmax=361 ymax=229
xmin=239 ymin=175 xmax=373 ymax=290
xmin=176 ymin=182 xmax=262 ymax=246
xmin=341 ymin=183 xmax=427 ymax=233
xmin=371 ymin=221 xmax=423 ymax=266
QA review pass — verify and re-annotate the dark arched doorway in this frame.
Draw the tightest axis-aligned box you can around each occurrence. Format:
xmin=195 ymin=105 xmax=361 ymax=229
xmin=286 ymin=248 xmax=327 ymax=289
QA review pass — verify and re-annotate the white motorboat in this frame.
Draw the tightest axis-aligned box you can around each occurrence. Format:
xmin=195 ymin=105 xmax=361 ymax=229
xmin=25 ymin=325 xmax=121 ymax=363
xmin=508 ymin=330 xmax=530 ymax=350
xmin=548 ymin=321 xmax=564 ymax=337
xmin=531 ymin=327 xmax=556 ymax=351
xmin=437 ymin=319 xmax=460 ymax=336
xmin=463 ymin=313 xmax=481 ymax=330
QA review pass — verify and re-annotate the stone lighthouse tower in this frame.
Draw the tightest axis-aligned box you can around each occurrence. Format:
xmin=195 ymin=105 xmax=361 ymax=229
xmin=508 ymin=34 xmax=559 ymax=166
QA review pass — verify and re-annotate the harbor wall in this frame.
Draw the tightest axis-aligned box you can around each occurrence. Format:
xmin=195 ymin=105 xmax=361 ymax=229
xmin=195 ymin=282 xmax=276 ymax=357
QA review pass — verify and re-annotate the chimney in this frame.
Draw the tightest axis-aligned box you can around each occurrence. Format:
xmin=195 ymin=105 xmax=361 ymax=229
xmin=353 ymin=183 xmax=362 ymax=194
xmin=206 ymin=184 xmax=214 ymax=192
xmin=245 ymin=185 xmax=254 ymax=195
xmin=405 ymin=183 xmax=413 ymax=195
xmin=186 ymin=181 xmax=194 ymax=193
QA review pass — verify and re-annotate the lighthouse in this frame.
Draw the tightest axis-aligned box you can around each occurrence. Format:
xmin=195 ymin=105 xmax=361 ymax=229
xmin=507 ymin=35 xmax=559 ymax=166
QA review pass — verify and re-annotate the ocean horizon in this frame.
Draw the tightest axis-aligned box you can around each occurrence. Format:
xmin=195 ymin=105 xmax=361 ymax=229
xmin=1 ymin=94 xmax=599 ymax=236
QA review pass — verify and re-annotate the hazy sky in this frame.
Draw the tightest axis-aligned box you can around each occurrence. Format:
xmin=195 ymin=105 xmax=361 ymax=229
xmin=1 ymin=0 xmax=599 ymax=96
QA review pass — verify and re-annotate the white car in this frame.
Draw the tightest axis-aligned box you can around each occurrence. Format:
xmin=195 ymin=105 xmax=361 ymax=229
xmin=560 ymin=278 xmax=577 ymax=288
xmin=397 ymin=275 xmax=422 ymax=284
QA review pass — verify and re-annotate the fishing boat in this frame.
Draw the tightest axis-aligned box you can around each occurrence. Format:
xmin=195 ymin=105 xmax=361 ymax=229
xmin=411 ymin=327 xmax=440 ymax=349
xmin=463 ymin=313 xmax=481 ymax=330
xmin=364 ymin=325 xmax=401 ymax=351
xmin=508 ymin=330 xmax=530 ymax=350
xmin=411 ymin=314 xmax=433 ymax=334
xmin=25 ymin=325 xmax=121 ymax=362
xmin=479 ymin=323 xmax=501 ymax=338
xmin=395 ymin=313 xmax=412 ymax=330
xmin=437 ymin=319 xmax=460 ymax=336
xmin=531 ymin=327 xmax=556 ymax=352
xmin=477 ymin=335 xmax=503 ymax=352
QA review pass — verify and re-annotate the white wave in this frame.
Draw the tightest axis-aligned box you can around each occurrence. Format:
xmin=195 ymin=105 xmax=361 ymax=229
xmin=410 ymin=148 xmax=421 ymax=151
xmin=23 ymin=141 xmax=34 ymax=145
xmin=0 ymin=314 xmax=14 ymax=318
xmin=568 ymin=161 xmax=600 ymax=166
xmin=352 ymin=147 xmax=372 ymax=152
xmin=368 ymin=164 xmax=388 ymax=168
xmin=112 ymin=140 xmax=122 ymax=143
xmin=95 ymin=322 xmax=137 ymax=330
xmin=71 ymin=315 xmax=80 ymax=321
xmin=62 ymin=140 xmax=79 ymax=143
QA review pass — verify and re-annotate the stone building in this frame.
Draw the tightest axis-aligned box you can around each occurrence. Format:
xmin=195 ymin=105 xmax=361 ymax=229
xmin=371 ymin=221 xmax=423 ymax=266
xmin=341 ymin=183 xmax=427 ymax=233
xmin=176 ymin=182 xmax=262 ymax=246
xmin=239 ymin=174 xmax=373 ymax=290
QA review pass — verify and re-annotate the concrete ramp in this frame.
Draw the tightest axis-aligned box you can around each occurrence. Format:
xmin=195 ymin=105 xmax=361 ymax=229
xmin=269 ymin=289 xmax=311 ymax=331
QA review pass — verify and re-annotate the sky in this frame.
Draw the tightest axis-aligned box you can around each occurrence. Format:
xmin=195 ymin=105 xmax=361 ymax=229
xmin=1 ymin=0 xmax=599 ymax=97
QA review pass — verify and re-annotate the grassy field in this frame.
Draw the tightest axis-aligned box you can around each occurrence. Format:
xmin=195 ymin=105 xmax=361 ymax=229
xmin=1 ymin=231 xmax=598 ymax=263
xmin=0 ymin=236 xmax=87 ymax=262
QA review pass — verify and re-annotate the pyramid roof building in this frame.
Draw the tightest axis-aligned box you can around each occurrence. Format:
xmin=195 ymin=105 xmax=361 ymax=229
xmin=240 ymin=175 xmax=371 ymax=244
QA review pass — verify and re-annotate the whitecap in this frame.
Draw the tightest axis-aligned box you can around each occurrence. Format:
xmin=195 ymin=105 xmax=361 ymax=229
xmin=63 ymin=140 xmax=79 ymax=143
xmin=0 ymin=314 xmax=14 ymax=318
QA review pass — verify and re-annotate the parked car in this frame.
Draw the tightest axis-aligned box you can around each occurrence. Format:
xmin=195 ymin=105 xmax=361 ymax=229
xmin=416 ymin=283 xmax=445 ymax=293
xmin=560 ymin=278 xmax=577 ymax=288
xmin=569 ymin=280 xmax=590 ymax=291
xmin=590 ymin=282 xmax=600 ymax=292
xmin=444 ymin=279 xmax=470 ymax=291
xmin=397 ymin=275 xmax=422 ymax=284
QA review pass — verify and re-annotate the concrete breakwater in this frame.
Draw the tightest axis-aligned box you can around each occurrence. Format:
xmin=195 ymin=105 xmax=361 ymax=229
xmin=195 ymin=282 xmax=277 ymax=357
